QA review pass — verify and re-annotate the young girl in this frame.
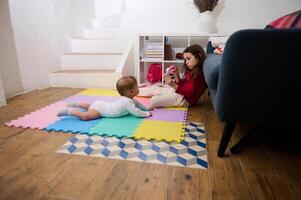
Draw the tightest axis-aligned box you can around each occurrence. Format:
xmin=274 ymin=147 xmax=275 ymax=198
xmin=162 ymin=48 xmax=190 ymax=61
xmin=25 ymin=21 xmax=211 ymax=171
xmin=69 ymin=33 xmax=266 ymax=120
xmin=138 ymin=44 xmax=207 ymax=108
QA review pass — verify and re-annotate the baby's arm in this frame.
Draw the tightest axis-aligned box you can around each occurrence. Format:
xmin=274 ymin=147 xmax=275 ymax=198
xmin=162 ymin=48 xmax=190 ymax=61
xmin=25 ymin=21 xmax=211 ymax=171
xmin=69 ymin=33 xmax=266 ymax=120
xmin=133 ymin=100 xmax=150 ymax=111
xmin=126 ymin=101 xmax=151 ymax=117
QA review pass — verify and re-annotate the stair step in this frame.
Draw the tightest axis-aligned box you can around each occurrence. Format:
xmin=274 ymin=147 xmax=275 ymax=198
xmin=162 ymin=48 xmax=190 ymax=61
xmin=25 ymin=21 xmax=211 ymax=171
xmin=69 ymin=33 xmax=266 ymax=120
xmin=64 ymin=52 xmax=123 ymax=55
xmin=61 ymin=53 xmax=122 ymax=68
xmin=94 ymin=0 xmax=124 ymax=20
xmin=83 ymin=28 xmax=121 ymax=39
xmin=71 ymin=37 xmax=110 ymax=40
xmin=70 ymin=38 xmax=126 ymax=53
xmin=92 ymin=13 xmax=123 ymax=28
xmin=50 ymin=69 xmax=122 ymax=89
xmin=53 ymin=69 xmax=116 ymax=73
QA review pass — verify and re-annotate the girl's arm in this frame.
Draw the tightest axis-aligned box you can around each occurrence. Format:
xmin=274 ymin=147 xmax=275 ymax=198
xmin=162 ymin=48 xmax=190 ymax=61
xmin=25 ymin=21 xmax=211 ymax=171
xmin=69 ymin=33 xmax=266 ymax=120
xmin=175 ymin=74 xmax=207 ymax=99
xmin=175 ymin=80 xmax=195 ymax=98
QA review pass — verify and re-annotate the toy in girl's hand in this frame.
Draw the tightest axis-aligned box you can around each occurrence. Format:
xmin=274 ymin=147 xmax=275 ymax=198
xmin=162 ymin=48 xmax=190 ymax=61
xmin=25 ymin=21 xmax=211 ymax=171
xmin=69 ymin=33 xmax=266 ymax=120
xmin=165 ymin=65 xmax=178 ymax=79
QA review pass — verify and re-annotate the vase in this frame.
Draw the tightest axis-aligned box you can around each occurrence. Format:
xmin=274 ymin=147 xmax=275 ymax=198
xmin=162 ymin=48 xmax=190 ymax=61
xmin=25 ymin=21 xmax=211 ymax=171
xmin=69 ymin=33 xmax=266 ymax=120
xmin=195 ymin=11 xmax=216 ymax=33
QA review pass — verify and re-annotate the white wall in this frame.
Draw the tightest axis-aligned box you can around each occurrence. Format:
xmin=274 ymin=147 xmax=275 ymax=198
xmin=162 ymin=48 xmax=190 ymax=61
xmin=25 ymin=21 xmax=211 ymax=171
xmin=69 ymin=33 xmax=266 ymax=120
xmin=123 ymin=0 xmax=200 ymax=37
xmin=7 ymin=0 xmax=94 ymax=94
xmin=70 ymin=0 xmax=94 ymax=37
xmin=217 ymin=0 xmax=301 ymax=34
xmin=121 ymin=0 xmax=301 ymax=37
xmin=0 ymin=0 xmax=23 ymax=98
xmin=0 ymin=77 xmax=7 ymax=107
xmin=8 ymin=0 xmax=72 ymax=92
xmin=94 ymin=0 xmax=124 ymax=19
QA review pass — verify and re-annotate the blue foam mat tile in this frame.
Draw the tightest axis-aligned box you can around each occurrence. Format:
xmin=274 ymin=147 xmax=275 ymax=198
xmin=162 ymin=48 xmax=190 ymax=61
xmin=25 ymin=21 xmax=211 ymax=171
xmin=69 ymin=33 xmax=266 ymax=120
xmin=45 ymin=116 xmax=99 ymax=134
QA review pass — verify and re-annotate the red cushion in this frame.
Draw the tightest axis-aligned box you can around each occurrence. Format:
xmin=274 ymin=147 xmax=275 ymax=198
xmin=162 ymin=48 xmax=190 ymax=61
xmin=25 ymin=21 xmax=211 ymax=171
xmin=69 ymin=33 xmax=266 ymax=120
xmin=266 ymin=10 xmax=301 ymax=29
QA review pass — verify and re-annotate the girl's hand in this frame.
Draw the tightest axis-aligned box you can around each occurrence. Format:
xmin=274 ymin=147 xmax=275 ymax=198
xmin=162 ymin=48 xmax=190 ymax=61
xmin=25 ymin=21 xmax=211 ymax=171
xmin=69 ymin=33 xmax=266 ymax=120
xmin=164 ymin=75 xmax=178 ymax=90
xmin=164 ymin=75 xmax=173 ymax=84
xmin=172 ymin=66 xmax=179 ymax=75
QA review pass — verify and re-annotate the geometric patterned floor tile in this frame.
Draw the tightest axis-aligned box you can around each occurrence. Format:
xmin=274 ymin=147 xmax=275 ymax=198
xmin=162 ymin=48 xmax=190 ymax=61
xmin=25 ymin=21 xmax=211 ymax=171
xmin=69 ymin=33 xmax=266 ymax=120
xmin=57 ymin=121 xmax=208 ymax=169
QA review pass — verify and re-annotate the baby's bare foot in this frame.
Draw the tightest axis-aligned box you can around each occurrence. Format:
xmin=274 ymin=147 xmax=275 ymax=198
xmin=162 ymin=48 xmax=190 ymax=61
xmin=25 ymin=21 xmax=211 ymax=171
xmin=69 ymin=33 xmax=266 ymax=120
xmin=67 ymin=102 xmax=80 ymax=108
xmin=57 ymin=109 xmax=71 ymax=117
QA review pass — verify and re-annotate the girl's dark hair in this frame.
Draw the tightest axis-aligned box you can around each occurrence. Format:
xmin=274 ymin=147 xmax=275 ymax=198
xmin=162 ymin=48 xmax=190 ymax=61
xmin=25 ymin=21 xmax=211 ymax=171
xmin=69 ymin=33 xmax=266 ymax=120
xmin=182 ymin=44 xmax=206 ymax=79
xmin=116 ymin=76 xmax=137 ymax=96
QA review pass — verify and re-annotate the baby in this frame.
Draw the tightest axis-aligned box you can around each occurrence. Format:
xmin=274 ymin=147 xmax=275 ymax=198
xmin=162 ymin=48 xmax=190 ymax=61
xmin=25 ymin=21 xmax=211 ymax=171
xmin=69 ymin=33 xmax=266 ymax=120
xmin=57 ymin=76 xmax=152 ymax=120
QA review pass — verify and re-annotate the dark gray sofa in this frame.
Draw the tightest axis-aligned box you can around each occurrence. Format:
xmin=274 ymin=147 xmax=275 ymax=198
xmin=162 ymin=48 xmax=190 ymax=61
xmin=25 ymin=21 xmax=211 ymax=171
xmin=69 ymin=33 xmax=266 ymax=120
xmin=203 ymin=29 xmax=301 ymax=157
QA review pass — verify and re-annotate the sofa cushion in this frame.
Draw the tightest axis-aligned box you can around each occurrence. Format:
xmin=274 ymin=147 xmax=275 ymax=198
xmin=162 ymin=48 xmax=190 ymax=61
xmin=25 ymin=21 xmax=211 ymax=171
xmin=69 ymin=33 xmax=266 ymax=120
xmin=203 ymin=54 xmax=222 ymax=89
xmin=265 ymin=10 xmax=301 ymax=29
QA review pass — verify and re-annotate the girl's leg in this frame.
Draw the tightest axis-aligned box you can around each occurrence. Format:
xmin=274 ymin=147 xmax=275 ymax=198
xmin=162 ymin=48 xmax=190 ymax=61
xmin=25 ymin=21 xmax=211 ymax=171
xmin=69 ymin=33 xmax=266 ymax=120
xmin=138 ymin=86 xmax=174 ymax=97
xmin=150 ymin=92 xmax=189 ymax=108
xmin=70 ymin=109 xmax=101 ymax=121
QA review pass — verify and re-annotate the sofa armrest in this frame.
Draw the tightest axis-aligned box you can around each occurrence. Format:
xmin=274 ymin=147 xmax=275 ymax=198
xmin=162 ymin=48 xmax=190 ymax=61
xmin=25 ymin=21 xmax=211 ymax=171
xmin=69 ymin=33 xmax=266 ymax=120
xmin=203 ymin=54 xmax=222 ymax=89
xmin=213 ymin=29 xmax=301 ymax=123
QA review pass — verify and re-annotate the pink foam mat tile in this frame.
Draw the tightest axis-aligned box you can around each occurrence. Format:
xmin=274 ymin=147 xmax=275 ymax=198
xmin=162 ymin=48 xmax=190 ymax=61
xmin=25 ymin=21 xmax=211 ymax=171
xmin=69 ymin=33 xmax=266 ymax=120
xmin=146 ymin=108 xmax=187 ymax=122
xmin=5 ymin=101 xmax=66 ymax=130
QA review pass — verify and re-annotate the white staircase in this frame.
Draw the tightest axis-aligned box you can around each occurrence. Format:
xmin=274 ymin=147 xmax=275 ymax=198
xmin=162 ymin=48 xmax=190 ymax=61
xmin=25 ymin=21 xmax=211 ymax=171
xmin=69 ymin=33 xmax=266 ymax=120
xmin=50 ymin=0 xmax=133 ymax=89
xmin=70 ymin=38 xmax=125 ymax=52
xmin=61 ymin=52 xmax=123 ymax=69
xmin=92 ymin=13 xmax=123 ymax=28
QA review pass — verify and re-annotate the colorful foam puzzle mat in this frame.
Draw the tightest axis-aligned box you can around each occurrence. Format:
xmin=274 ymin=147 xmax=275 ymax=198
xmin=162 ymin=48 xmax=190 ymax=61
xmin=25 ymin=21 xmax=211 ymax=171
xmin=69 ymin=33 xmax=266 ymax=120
xmin=57 ymin=122 xmax=208 ymax=169
xmin=5 ymin=89 xmax=188 ymax=142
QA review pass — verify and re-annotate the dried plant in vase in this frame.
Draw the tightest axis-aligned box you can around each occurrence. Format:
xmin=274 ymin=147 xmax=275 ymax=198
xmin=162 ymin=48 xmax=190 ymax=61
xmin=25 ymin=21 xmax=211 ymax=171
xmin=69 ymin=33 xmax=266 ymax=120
xmin=193 ymin=0 xmax=219 ymax=13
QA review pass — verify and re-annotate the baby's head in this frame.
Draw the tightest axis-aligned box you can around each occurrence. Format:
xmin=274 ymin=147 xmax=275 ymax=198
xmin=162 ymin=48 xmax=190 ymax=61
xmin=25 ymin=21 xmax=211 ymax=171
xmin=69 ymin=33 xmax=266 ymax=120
xmin=116 ymin=76 xmax=139 ymax=98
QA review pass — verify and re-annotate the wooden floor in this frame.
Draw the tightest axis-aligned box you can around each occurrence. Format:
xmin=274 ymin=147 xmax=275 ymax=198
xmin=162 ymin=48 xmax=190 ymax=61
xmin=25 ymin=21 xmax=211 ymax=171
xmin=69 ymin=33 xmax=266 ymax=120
xmin=0 ymin=88 xmax=300 ymax=200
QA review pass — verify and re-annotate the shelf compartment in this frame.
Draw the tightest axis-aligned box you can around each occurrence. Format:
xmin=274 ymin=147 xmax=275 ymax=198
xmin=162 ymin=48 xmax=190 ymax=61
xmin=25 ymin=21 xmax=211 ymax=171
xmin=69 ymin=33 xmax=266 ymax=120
xmin=164 ymin=60 xmax=184 ymax=64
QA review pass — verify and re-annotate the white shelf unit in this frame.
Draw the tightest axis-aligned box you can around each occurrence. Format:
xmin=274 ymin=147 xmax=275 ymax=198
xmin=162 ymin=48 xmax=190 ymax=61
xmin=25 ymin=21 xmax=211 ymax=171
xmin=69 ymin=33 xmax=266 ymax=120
xmin=138 ymin=34 xmax=211 ymax=85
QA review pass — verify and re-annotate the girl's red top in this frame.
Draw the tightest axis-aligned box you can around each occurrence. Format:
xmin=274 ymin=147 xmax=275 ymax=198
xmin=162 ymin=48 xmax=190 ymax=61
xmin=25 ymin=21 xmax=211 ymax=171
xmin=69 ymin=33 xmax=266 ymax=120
xmin=175 ymin=71 xmax=207 ymax=105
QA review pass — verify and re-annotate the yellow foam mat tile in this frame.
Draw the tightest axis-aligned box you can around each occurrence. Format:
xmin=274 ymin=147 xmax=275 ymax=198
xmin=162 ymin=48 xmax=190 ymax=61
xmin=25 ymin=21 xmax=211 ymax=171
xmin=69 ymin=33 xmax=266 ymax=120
xmin=79 ymin=88 xmax=120 ymax=96
xmin=133 ymin=121 xmax=185 ymax=142
xmin=162 ymin=107 xmax=188 ymax=111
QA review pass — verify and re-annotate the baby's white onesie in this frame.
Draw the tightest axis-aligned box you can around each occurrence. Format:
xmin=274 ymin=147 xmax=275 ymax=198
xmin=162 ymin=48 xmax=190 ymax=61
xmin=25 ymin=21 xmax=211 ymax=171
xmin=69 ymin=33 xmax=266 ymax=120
xmin=89 ymin=96 xmax=150 ymax=117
